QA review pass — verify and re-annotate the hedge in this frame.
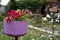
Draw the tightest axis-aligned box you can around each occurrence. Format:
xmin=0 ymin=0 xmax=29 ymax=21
xmin=5 ymin=0 xmax=46 ymax=16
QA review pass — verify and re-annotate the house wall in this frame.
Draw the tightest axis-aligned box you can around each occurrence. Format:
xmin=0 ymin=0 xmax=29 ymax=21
xmin=0 ymin=6 xmax=6 ymax=15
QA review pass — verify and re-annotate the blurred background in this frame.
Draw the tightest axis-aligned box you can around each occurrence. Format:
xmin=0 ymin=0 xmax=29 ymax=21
xmin=0 ymin=0 xmax=60 ymax=40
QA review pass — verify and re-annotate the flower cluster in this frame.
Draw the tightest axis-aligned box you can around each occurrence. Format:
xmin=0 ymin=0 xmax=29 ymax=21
xmin=6 ymin=9 xmax=33 ymax=23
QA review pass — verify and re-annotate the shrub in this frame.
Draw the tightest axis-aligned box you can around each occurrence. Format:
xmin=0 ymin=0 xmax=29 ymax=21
xmin=0 ymin=12 xmax=4 ymax=21
xmin=5 ymin=0 xmax=46 ymax=16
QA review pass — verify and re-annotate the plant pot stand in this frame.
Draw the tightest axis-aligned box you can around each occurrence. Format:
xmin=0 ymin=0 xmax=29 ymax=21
xmin=5 ymin=33 xmax=27 ymax=40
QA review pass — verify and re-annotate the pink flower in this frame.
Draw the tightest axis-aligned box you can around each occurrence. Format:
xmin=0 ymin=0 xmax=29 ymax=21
xmin=13 ymin=11 xmax=23 ymax=18
xmin=8 ymin=10 xmax=23 ymax=19
xmin=8 ymin=10 xmax=16 ymax=16
xmin=29 ymin=12 xmax=33 ymax=16
xmin=6 ymin=9 xmax=33 ymax=23
xmin=26 ymin=9 xmax=33 ymax=16
xmin=18 ymin=11 xmax=23 ymax=17
xmin=6 ymin=16 xmax=11 ymax=23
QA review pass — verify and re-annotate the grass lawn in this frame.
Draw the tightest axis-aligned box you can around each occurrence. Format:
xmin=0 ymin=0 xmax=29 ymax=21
xmin=0 ymin=21 xmax=60 ymax=40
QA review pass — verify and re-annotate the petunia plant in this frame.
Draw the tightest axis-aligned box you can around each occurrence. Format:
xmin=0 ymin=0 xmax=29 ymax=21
xmin=6 ymin=9 xmax=33 ymax=23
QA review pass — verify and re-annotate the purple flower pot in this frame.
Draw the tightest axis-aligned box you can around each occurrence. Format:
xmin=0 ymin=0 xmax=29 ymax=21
xmin=4 ymin=20 xmax=28 ymax=36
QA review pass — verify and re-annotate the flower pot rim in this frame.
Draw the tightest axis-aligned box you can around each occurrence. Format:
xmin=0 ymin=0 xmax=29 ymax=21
xmin=4 ymin=19 xmax=28 ymax=22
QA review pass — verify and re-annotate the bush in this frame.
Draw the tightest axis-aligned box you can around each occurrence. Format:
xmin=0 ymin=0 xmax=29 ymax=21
xmin=16 ymin=1 xmax=45 ymax=12
xmin=5 ymin=0 xmax=46 ymax=16
xmin=5 ymin=0 xmax=17 ymax=16
xmin=0 ymin=12 xmax=5 ymax=21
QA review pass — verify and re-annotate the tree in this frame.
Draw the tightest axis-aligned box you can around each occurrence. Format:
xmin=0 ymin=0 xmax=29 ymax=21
xmin=5 ymin=0 xmax=17 ymax=16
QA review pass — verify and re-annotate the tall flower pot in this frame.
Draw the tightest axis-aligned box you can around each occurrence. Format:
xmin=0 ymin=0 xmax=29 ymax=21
xmin=4 ymin=20 xmax=28 ymax=36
